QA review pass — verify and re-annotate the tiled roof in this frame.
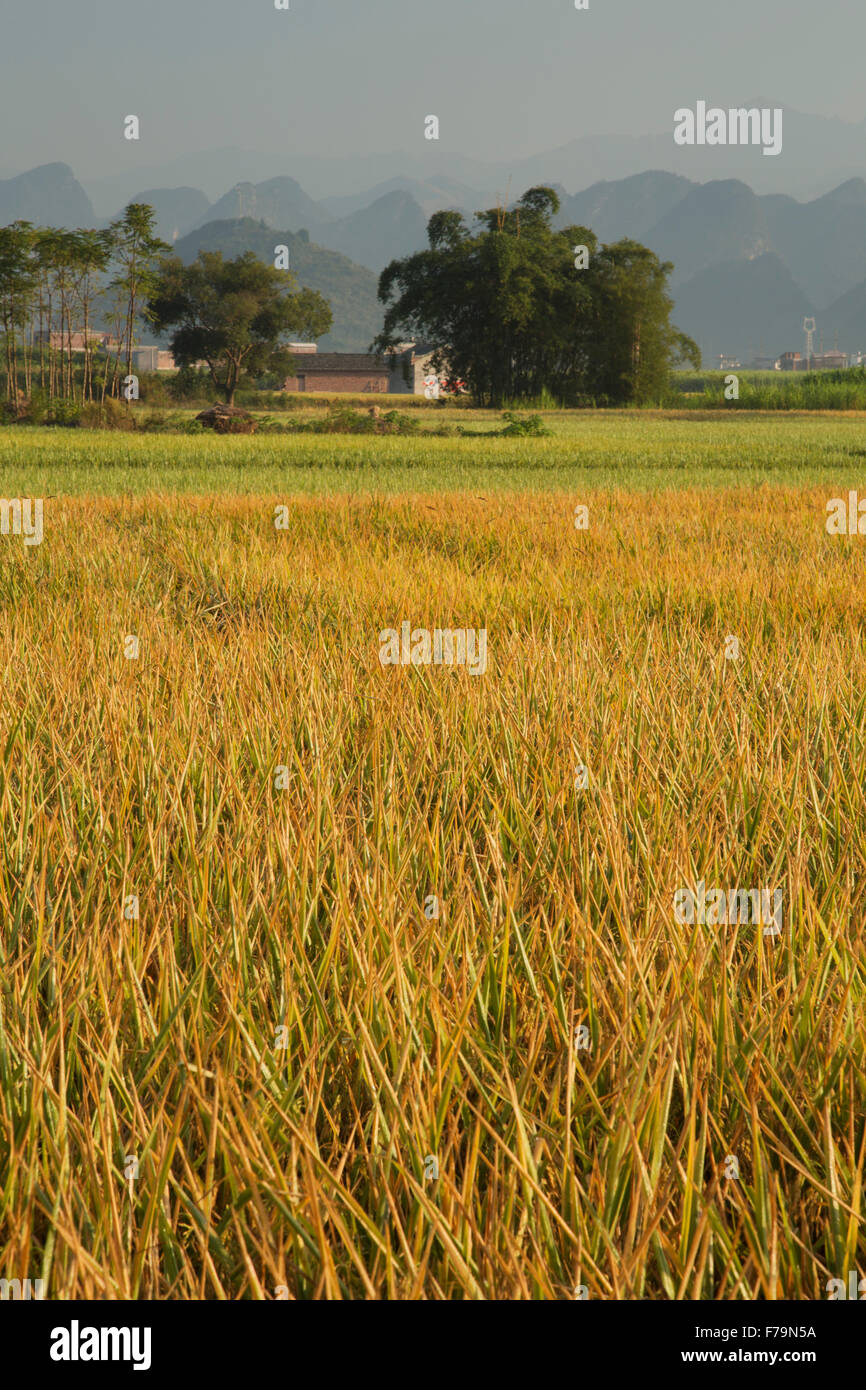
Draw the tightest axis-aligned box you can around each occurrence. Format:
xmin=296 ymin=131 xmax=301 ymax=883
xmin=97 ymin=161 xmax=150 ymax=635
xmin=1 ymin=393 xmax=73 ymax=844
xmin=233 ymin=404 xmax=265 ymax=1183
xmin=295 ymin=353 xmax=388 ymax=372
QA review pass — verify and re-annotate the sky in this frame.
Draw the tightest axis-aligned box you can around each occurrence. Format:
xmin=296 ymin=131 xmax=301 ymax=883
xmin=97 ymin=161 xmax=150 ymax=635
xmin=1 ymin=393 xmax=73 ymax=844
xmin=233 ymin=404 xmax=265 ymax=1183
xmin=2 ymin=0 xmax=864 ymax=180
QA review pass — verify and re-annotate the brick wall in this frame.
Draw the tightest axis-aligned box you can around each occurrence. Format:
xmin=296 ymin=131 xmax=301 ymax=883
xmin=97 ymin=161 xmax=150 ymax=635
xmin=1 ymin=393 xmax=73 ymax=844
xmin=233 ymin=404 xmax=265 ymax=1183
xmin=284 ymin=372 xmax=391 ymax=393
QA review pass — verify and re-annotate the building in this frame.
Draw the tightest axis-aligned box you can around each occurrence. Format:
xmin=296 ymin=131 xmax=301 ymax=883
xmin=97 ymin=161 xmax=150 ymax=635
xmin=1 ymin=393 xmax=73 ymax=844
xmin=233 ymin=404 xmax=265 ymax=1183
xmin=132 ymin=347 xmax=176 ymax=372
xmin=718 ymin=355 xmax=741 ymax=370
xmin=810 ymin=350 xmax=848 ymax=370
xmin=35 ymin=331 xmax=120 ymax=352
xmin=386 ymin=343 xmax=448 ymax=395
xmin=778 ymin=348 xmax=848 ymax=372
xmin=778 ymin=351 xmax=803 ymax=371
xmin=284 ymin=350 xmax=391 ymax=393
xmin=281 ymin=342 xmax=458 ymax=395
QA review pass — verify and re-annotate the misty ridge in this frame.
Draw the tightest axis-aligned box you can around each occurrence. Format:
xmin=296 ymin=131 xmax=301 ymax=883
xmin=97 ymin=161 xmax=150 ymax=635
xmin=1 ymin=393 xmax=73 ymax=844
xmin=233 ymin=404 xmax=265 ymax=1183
xmin=6 ymin=119 xmax=866 ymax=362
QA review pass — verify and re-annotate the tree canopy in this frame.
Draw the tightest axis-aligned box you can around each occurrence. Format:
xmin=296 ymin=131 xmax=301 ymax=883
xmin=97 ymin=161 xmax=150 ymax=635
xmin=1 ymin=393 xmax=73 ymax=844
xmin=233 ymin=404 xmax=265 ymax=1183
xmin=374 ymin=186 xmax=699 ymax=406
xmin=0 ymin=209 xmax=161 ymax=405
xmin=146 ymin=250 xmax=332 ymax=403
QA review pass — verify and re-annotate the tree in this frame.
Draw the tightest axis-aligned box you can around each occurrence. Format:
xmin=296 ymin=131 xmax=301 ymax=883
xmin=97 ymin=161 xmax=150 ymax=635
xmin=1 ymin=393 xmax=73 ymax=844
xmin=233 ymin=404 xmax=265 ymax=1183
xmin=0 ymin=204 xmax=185 ymax=406
xmin=31 ymin=227 xmax=81 ymax=399
xmin=29 ymin=227 xmax=115 ymax=403
xmin=145 ymin=250 xmax=332 ymax=403
xmin=583 ymin=240 xmax=700 ymax=403
xmin=70 ymin=228 xmax=113 ymax=401
xmin=106 ymin=204 xmax=169 ymax=399
xmin=375 ymin=186 xmax=698 ymax=406
xmin=0 ymin=221 xmax=37 ymax=402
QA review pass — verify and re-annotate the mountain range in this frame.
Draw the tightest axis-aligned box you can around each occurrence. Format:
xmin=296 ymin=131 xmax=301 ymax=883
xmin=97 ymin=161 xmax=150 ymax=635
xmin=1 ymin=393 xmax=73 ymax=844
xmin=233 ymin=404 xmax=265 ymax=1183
xmin=5 ymin=159 xmax=866 ymax=361
xmin=70 ymin=106 xmax=866 ymax=207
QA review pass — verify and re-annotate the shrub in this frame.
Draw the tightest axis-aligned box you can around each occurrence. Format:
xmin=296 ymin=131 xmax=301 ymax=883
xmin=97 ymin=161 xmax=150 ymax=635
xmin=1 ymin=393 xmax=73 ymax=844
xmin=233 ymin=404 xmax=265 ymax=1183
xmin=25 ymin=388 xmax=49 ymax=425
xmin=319 ymin=405 xmax=376 ymax=434
xmin=168 ymin=366 xmax=212 ymax=404
xmin=47 ymin=398 xmax=82 ymax=427
xmin=380 ymin=409 xmax=420 ymax=435
xmin=498 ymin=411 xmax=552 ymax=437
xmin=78 ymin=398 xmax=136 ymax=430
xmin=137 ymin=371 xmax=171 ymax=406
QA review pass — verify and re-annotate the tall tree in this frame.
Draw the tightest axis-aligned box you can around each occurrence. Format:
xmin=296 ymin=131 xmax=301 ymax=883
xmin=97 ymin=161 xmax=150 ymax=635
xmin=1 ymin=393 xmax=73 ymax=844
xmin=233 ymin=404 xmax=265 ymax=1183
xmin=107 ymin=204 xmax=169 ymax=396
xmin=583 ymin=240 xmax=700 ymax=403
xmin=146 ymin=250 xmax=331 ymax=403
xmin=70 ymin=228 xmax=113 ymax=401
xmin=43 ymin=229 xmax=81 ymax=399
xmin=0 ymin=221 xmax=37 ymax=403
xmin=33 ymin=228 xmax=65 ymax=397
xmin=375 ymin=186 xmax=698 ymax=405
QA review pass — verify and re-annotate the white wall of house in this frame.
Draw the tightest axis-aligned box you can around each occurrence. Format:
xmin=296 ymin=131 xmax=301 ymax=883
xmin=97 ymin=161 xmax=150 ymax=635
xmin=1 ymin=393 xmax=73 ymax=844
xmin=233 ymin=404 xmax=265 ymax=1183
xmin=387 ymin=347 xmax=445 ymax=395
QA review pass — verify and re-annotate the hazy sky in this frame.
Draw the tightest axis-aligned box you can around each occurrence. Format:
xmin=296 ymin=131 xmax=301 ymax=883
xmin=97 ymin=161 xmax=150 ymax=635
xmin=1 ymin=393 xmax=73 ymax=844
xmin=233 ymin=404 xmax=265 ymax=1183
xmin=3 ymin=0 xmax=863 ymax=177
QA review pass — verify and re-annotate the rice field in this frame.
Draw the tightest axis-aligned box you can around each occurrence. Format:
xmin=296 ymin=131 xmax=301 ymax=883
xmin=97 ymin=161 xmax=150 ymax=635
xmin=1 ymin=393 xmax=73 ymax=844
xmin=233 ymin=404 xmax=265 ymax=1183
xmin=2 ymin=412 xmax=866 ymax=495
xmin=0 ymin=462 xmax=864 ymax=1300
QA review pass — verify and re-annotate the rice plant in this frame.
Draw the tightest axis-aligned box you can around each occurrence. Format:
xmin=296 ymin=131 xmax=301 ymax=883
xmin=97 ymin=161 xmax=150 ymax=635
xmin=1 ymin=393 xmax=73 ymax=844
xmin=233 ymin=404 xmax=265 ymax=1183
xmin=0 ymin=485 xmax=863 ymax=1298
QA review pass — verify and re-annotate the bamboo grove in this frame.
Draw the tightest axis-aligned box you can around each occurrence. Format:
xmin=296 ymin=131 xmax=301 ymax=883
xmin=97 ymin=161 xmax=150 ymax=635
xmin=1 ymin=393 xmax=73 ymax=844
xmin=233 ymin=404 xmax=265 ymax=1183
xmin=0 ymin=203 xmax=166 ymax=406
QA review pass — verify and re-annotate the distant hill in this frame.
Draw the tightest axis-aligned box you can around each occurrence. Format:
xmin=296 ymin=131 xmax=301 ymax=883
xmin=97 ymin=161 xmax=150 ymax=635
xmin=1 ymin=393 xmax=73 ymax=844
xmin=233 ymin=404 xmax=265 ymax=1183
xmin=107 ymin=187 xmax=210 ymax=244
xmin=75 ymin=107 xmax=866 ymax=206
xmin=556 ymin=170 xmax=695 ymax=242
xmin=314 ymin=190 xmax=428 ymax=273
xmin=191 ymin=178 xmax=428 ymax=275
xmin=760 ymin=179 xmax=866 ymax=308
xmin=643 ymin=179 xmax=772 ymax=286
xmin=194 ymin=177 xmax=331 ymax=234
xmin=320 ymin=174 xmax=486 ymax=220
xmin=0 ymin=162 xmax=93 ymax=228
xmin=817 ymin=279 xmax=866 ymax=357
xmin=565 ymin=169 xmax=866 ymax=357
xmin=173 ymin=218 xmax=383 ymax=352
xmin=672 ymin=253 xmax=814 ymax=366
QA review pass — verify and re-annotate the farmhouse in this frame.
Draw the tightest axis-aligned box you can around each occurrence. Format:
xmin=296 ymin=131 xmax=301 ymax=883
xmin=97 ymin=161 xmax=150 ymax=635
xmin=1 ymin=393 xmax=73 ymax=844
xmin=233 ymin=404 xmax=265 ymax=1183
xmin=282 ymin=342 xmax=452 ymax=395
xmin=283 ymin=350 xmax=391 ymax=393
xmin=385 ymin=342 xmax=445 ymax=395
